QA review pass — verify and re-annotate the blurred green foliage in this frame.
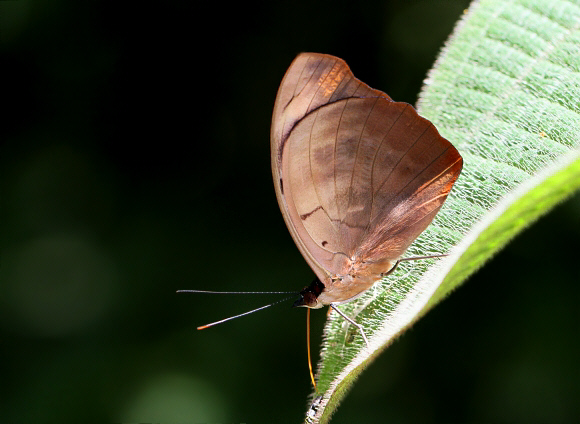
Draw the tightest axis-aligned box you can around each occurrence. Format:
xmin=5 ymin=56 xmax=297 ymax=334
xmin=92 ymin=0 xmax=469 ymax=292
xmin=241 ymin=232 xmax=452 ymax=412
xmin=1 ymin=1 xmax=578 ymax=422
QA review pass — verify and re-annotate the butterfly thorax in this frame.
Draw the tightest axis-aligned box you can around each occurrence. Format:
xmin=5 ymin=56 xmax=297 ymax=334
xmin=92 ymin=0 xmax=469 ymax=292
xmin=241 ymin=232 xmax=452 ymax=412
xmin=295 ymin=256 xmax=395 ymax=308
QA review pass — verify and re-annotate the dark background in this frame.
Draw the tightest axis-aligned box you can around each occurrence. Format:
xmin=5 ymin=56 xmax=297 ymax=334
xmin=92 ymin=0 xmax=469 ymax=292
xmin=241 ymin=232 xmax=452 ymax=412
xmin=1 ymin=1 xmax=578 ymax=422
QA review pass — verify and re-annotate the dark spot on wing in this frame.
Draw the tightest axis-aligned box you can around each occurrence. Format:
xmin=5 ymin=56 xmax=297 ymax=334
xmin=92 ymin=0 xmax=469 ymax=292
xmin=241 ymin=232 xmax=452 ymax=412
xmin=322 ymin=241 xmax=328 ymax=247
xmin=312 ymin=143 xmax=335 ymax=166
xmin=280 ymin=178 xmax=284 ymax=195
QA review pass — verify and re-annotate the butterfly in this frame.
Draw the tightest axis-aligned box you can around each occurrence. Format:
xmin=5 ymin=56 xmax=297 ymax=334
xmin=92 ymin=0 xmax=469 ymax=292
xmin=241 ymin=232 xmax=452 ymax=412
xmin=271 ymin=53 xmax=462 ymax=337
xmin=180 ymin=53 xmax=462 ymax=389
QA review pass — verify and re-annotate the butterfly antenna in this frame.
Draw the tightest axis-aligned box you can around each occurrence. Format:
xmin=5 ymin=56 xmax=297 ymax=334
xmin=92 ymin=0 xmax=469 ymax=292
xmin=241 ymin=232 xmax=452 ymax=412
xmin=177 ymin=290 xmax=297 ymax=294
xmin=187 ymin=293 xmax=299 ymax=330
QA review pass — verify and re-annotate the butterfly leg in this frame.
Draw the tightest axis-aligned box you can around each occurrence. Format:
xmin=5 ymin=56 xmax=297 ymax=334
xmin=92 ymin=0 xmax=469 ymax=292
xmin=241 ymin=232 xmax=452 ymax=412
xmin=381 ymin=254 xmax=449 ymax=278
xmin=380 ymin=259 xmax=402 ymax=278
xmin=330 ymin=303 xmax=369 ymax=348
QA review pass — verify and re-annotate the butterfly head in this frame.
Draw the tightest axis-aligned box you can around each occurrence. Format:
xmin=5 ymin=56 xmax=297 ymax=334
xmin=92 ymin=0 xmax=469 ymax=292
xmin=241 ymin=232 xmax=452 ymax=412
xmin=293 ymin=278 xmax=325 ymax=309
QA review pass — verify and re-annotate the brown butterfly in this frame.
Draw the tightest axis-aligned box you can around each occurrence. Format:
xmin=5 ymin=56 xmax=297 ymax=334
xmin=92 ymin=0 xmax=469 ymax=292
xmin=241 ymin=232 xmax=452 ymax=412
xmin=271 ymin=53 xmax=462 ymax=332
xmin=180 ymin=52 xmax=462 ymax=388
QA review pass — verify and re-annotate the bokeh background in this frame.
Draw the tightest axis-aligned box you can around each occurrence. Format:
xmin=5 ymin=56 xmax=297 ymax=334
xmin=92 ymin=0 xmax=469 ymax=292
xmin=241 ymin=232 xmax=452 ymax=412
xmin=1 ymin=0 xmax=578 ymax=422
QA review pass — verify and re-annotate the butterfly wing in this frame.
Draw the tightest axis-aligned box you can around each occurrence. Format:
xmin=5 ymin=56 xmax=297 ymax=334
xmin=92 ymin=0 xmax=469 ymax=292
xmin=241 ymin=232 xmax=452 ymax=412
xmin=271 ymin=53 xmax=462 ymax=285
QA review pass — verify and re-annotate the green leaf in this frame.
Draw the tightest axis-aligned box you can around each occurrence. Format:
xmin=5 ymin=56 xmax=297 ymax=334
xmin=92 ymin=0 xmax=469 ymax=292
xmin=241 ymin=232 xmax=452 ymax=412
xmin=306 ymin=0 xmax=580 ymax=422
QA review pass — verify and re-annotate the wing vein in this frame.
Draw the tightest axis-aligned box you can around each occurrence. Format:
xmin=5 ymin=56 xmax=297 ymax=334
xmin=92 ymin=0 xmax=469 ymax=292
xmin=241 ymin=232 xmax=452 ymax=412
xmin=308 ymin=110 xmax=339 ymax=234
xmin=371 ymin=123 xmax=434 ymax=204
xmin=365 ymin=104 xmax=409 ymax=236
xmin=305 ymin=58 xmax=338 ymax=117
xmin=334 ymin=99 xmax=350 ymax=246
xmin=373 ymin=144 xmax=453 ymax=227
xmin=344 ymin=96 xmax=380 ymax=232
